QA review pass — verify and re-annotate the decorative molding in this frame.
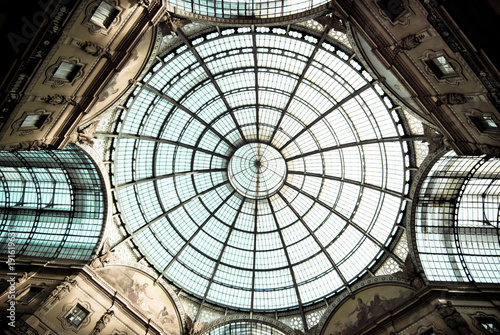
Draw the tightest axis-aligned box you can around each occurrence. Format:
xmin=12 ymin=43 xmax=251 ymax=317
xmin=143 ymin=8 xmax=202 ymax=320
xmin=82 ymin=0 xmax=123 ymax=35
xmin=70 ymin=121 xmax=101 ymax=147
xmin=91 ymin=310 xmax=114 ymax=335
xmin=374 ymin=0 xmax=414 ymax=26
xmin=159 ymin=12 xmax=192 ymax=37
xmin=463 ymin=109 xmax=500 ymax=139
xmin=42 ymin=276 xmax=78 ymax=311
xmin=78 ymin=40 xmax=111 ymax=58
xmin=57 ymin=298 xmax=94 ymax=333
xmin=412 ymin=324 xmax=444 ymax=335
xmin=420 ymin=50 xmax=464 ymax=86
xmin=198 ymin=314 xmax=296 ymax=335
xmin=435 ymin=301 xmax=471 ymax=335
xmin=44 ymin=56 xmax=85 ymax=88
xmin=89 ymin=237 xmax=114 ymax=268
xmin=468 ymin=311 xmax=500 ymax=334
xmin=110 ymin=329 xmax=129 ymax=335
xmin=313 ymin=10 xmax=346 ymax=33
xmin=436 ymin=93 xmax=469 ymax=106
xmin=36 ymin=94 xmax=77 ymax=106
xmin=11 ymin=109 xmax=53 ymax=136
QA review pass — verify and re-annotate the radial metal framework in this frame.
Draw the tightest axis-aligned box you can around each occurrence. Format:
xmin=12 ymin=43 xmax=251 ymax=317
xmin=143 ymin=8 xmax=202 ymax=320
xmin=109 ymin=26 xmax=416 ymax=316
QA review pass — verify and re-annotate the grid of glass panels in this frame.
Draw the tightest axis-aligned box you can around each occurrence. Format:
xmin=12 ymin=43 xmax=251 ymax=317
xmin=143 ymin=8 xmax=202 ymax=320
xmin=414 ymin=151 xmax=500 ymax=283
xmin=112 ymin=27 xmax=411 ymax=311
xmin=228 ymin=143 xmax=286 ymax=199
xmin=168 ymin=0 xmax=329 ymax=19
xmin=208 ymin=321 xmax=286 ymax=335
xmin=0 ymin=144 xmax=105 ymax=261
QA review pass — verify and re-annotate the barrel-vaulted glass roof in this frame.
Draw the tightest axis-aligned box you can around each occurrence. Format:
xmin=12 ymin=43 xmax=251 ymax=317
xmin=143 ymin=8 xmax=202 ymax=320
xmin=168 ymin=0 xmax=330 ymax=19
xmin=111 ymin=26 xmax=412 ymax=312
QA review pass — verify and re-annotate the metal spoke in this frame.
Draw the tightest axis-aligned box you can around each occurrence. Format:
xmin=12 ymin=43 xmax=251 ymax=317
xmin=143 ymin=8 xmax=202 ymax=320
xmin=268 ymin=28 xmax=329 ymax=145
xmin=267 ymin=198 xmax=307 ymax=331
xmin=285 ymin=135 xmax=427 ymax=162
xmin=111 ymin=180 xmax=229 ymax=249
xmin=195 ymin=197 xmax=245 ymax=321
xmin=96 ymin=132 xmax=230 ymax=159
xmin=143 ymin=84 xmax=237 ymax=150
xmin=177 ymin=29 xmax=248 ymax=144
xmin=287 ymin=170 xmax=404 ymax=198
xmin=277 ymin=191 xmax=351 ymax=291
xmin=114 ymin=168 xmax=226 ymax=190
xmin=284 ymin=182 xmax=405 ymax=266
xmin=252 ymin=28 xmax=260 ymax=141
xmin=278 ymin=81 xmax=374 ymax=151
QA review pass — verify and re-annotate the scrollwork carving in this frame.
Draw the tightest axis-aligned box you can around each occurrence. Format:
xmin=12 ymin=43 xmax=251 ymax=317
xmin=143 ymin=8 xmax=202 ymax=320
xmin=77 ymin=40 xmax=110 ymax=58
xmin=69 ymin=121 xmax=100 ymax=147
xmin=313 ymin=11 xmax=346 ymax=33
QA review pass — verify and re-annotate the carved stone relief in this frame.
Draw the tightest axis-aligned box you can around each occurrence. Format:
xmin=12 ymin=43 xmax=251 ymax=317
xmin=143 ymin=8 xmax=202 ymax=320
xmin=435 ymin=301 xmax=471 ymax=335
xmin=42 ymin=276 xmax=78 ymax=311
xmin=159 ymin=12 xmax=192 ymax=37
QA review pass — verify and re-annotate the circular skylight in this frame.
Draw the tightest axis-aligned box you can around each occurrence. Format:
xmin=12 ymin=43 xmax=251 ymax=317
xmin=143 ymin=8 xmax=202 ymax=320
xmin=228 ymin=143 xmax=287 ymax=199
xmin=112 ymin=26 xmax=411 ymax=312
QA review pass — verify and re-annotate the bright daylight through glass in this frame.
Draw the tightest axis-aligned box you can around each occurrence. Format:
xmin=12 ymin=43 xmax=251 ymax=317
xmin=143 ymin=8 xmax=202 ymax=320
xmin=112 ymin=26 xmax=411 ymax=312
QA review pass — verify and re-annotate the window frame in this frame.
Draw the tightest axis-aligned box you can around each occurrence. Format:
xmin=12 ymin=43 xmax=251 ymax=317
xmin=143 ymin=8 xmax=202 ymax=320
xmin=57 ymin=299 xmax=93 ymax=332
xmin=82 ymin=0 xmax=122 ymax=35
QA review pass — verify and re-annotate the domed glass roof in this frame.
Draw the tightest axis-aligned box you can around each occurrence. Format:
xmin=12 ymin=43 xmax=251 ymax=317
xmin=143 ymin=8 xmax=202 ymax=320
xmin=111 ymin=26 xmax=411 ymax=312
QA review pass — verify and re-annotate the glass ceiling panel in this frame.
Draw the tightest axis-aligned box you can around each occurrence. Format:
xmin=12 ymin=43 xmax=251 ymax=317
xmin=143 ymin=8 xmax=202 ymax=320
xmin=112 ymin=27 xmax=411 ymax=313
xmin=168 ymin=0 xmax=330 ymax=19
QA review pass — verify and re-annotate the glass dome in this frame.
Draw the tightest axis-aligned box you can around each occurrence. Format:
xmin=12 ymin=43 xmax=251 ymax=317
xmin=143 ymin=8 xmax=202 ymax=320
xmin=111 ymin=26 xmax=411 ymax=312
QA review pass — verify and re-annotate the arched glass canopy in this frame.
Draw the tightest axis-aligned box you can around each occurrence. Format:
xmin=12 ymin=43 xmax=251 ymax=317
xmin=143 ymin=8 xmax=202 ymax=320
xmin=168 ymin=0 xmax=330 ymax=20
xmin=111 ymin=26 xmax=412 ymax=312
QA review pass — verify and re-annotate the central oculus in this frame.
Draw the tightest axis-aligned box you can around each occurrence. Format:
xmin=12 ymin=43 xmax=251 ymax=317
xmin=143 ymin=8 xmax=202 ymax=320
xmin=228 ymin=143 xmax=287 ymax=199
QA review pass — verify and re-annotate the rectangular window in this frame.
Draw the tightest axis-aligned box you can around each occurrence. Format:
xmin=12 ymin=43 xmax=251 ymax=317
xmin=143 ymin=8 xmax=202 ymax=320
xmin=470 ymin=116 xmax=500 ymax=133
xmin=65 ymin=304 xmax=90 ymax=327
xmin=18 ymin=286 xmax=44 ymax=303
xmin=21 ymin=114 xmax=48 ymax=128
xmin=426 ymin=56 xmax=456 ymax=78
xmin=53 ymin=62 xmax=81 ymax=81
xmin=91 ymin=1 xmax=119 ymax=28
xmin=377 ymin=0 xmax=406 ymax=21
xmin=476 ymin=317 xmax=500 ymax=334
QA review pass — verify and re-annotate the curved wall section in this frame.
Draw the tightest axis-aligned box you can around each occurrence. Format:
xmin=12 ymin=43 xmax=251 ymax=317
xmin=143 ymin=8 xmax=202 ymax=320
xmin=412 ymin=151 xmax=500 ymax=283
xmin=0 ymin=144 xmax=105 ymax=261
